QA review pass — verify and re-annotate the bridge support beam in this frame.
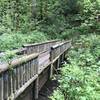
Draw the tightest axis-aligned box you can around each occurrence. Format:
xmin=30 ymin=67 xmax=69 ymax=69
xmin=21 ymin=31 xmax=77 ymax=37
xmin=34 ymin=78 xmax=39 ymax=100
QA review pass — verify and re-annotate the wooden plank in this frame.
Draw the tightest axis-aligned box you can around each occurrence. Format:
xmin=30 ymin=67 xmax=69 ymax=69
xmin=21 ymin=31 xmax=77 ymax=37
xmin=57 ymin=58 xmax=60 ymax=69
xmin=18 ymin=66 xmax=20 ymax=89
xmin=16 ymin=67 xmax=19 ymax=90
xmin=14 ymin=75 xmax=38 ymax=99
xmin=38 ymin=51 xmax=50 ymax=72
xmin=0 ymin=74 xmax=3 ymax=100
xmin=34 ymin=77 xmax=39 ymax=100
xmin=25 ymin=63 xmax=28 ymax=82
xmin=50 ymin=64 xmax=53 ymax=78
xmin=10 ymin=70 xmax=14 ymax=100
xmin=3 ymin=72 xmax=7 ymax=99
xmin=13 ymin=68 xmax=17 ymax=93
xmin=23 ymin=64 xmax=26 ymax=84
xmin=38 ymin=68 xmax=49 ymax=91
xmin=30 ymin=60 xmax=33 ymax=78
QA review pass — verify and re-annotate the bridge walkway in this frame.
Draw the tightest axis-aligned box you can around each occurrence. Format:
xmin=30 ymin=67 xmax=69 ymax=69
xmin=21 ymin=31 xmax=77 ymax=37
xmin=0 ymin=40 xmax=71 ymax=100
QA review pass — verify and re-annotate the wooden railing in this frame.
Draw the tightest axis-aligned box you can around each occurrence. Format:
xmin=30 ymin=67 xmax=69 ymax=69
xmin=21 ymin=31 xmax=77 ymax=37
xmin=0 ymin=54 xmax=38 ymax=100
xmin=0 ymin=40 xmax=60 ymax=58
xmin=51 ymin=40 xmax=71 ymax=62
xmin=0 ymin=40 xmax=71 ymax=100
xmin=23 ymin=40 xmax=60 ymax=54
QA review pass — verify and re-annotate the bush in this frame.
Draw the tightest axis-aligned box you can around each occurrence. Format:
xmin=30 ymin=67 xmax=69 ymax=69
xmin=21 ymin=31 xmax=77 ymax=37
xmin=0 ymin=31 xmax=47 ymax=51
xmin=50 ymin=34 xmax=100 ymax=100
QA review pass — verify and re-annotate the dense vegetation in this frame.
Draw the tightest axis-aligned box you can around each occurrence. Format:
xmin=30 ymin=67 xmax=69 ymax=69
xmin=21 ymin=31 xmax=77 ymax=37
xmin=0 ymin=0 xmax=100 ymax=51
xmin=50 ymin=34 xmax=100 ymax=100
xmin=0 ymin=31 xmax=47 ymax=52
xmin=0 ymin=0 xmax=100 ymax=99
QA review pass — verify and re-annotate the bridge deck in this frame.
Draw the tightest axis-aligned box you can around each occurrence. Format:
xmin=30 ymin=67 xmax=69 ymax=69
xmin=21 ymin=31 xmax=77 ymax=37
xmin=0 ymin=40 xmax=71 ymax=100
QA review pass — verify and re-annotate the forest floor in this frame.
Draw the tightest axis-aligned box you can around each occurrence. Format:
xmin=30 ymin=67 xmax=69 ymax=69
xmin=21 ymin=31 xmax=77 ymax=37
xmin=38 ymin=79 xmax=58 ymax=100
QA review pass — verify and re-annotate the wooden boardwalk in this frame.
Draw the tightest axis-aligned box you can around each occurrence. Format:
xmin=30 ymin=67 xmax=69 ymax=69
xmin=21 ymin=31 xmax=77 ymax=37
xmin=0 ymin=40 xmax=71 ymax=100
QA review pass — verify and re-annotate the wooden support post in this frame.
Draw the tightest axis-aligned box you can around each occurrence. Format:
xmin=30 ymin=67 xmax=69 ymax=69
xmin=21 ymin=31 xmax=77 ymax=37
xmin=34 ymin=77 xmax=39 ymax=100
xmin=63 ymin=52 xmax=66 ymax=61
xmin=50 ymin=63 xmax=53 ymax=78
xmin=57 ymin=58 xmax=60 ymax=69
xmin=61 ymin=55 xmax=63 ymax=63
xmin=62 ymin=53 xmax=65 ymax=62
xmin=59 ymin=55 xmax=62 ymax=66
xmin=64 ymin=51 xmax=67 ymax=58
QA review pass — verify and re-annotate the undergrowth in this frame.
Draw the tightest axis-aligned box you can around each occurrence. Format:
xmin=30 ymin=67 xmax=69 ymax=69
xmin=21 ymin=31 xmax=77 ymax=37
xmin=0 ymin=30 xmax=47 ymax=52
xmin=50 ymin=34 xmax=100 ymax=100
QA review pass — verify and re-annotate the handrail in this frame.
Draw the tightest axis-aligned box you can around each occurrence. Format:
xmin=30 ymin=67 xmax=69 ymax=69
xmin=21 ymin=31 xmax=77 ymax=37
xmin=23 ymin=40 xmax=61 ymax=54
xmin=23 ymin=40 xmax=60 ymax=47
xmin=0 ymin=48 xmax=27 ymax=58
xmin=51 ymin=40 xmax=71 ymax=49
xmin=0 ymin=40 xmax=60 ymax=58
xmin=0 ymin=53 xmax=38 ymax=100
xmin=12 ymin=48 xmax=27 ymax=55
xmin=50 ymin=40 xmax=71 ymax=61
xmin=0 ymin=53 xmax=38 ymax=73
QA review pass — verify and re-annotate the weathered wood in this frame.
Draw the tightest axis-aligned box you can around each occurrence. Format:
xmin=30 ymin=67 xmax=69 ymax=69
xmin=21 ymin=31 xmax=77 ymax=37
xmin=0 ymin=53 xmax=38 ymax=73
xmin=38 ymin=51 xmax=50 ymax=74
xmin=50 ymin=63 xmax=53 ymax=78
xmin=0 ymin=74 xmax=3 ymax=100
xmin=57 ymin=58 xmax=60 ymax=69
xmin=34 ymin=77 xmax=39 ymax=100
xmin=0 ymin=54 xmax=38 ymax=100
xmin=23 ymin=40 xmax=60 ymax=54
xmin=14 ymin=75 xmax=38 ymax=99
xmin=38 ymin=67 xmax=49 ymax=91
xmin=23 ymin=40 xmax=60 ymax=47
xmin=0 ymin=40 xmax=71 ymax=100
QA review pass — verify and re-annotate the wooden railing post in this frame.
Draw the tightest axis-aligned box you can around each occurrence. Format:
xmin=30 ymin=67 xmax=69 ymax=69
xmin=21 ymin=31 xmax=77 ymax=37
xmin=50 ymin=47 xmax=54 ymax=78
xmin=0 ymin=74 xmax=3 ymax=100
xmin=34 ymin=54 xmax=39 ymax=100
xmin=57 ymin=58 xmax=60 ymax=69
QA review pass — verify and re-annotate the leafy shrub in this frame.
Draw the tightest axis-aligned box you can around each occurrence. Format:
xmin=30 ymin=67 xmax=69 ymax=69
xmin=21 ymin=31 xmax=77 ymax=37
xmin=50 ymin=34 xmax=100 ymax=100
xmin=0 ymin=31 xmax=47 ymax=51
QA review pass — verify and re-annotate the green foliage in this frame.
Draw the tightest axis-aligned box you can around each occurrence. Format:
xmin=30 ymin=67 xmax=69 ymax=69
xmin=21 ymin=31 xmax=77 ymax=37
xmin=0 ymin=50 xmax=16 ymax=64
xmin=0 ymin=0 xmax=36 ymax=33
xmin=50 ymin=90 xmax=65 ymax=100
xmin=0 ymin=0 xmax=99 ymax=38
xmin=50 ymin=34 xmax=100 ymax=100
xmin=0 ymin=0 xmax=100 ymax=51
xmin=37 ymin=0 xmax=100 ymax=38
xmin=0 ymin=31 xmax=47 ymax=51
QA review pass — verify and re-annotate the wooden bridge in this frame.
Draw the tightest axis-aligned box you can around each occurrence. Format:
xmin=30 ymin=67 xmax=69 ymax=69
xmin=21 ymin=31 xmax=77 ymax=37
xmin=0 ymin=40 xmax=71 ymax=100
